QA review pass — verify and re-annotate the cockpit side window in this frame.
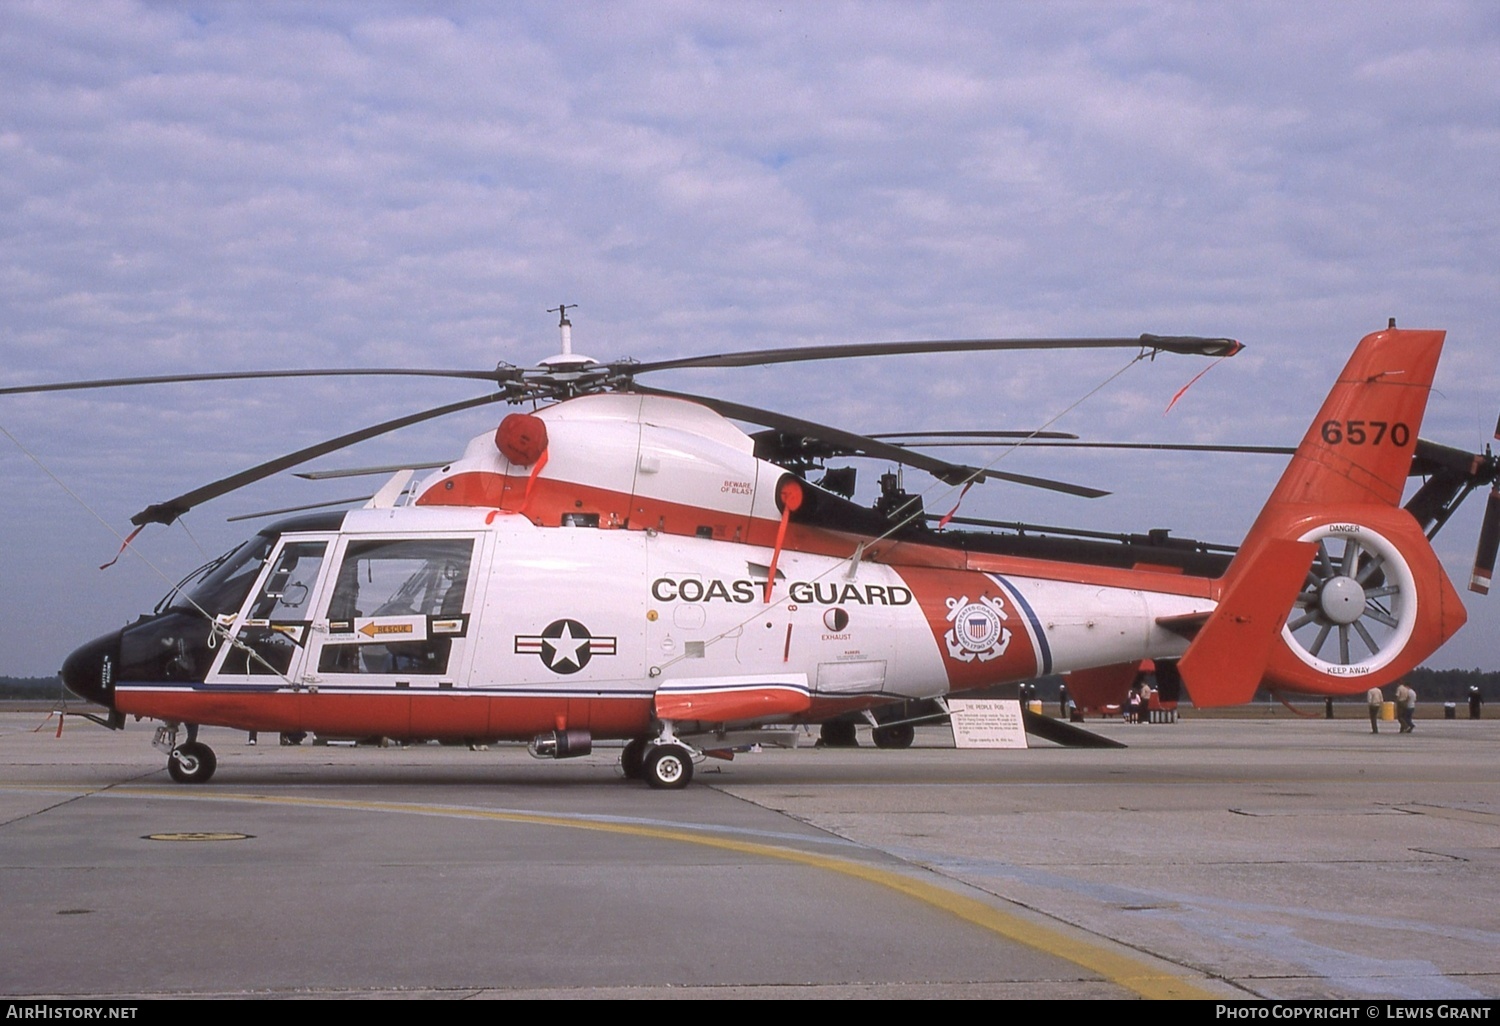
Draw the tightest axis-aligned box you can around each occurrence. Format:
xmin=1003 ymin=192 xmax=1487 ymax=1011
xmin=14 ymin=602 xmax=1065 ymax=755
xmin=249 ymin=543 xmax=328 ymax=620
xmin=171 ymin=534 xmax=276 ymax=616
xmin=220 ymin=540 xmax=328 ymax=676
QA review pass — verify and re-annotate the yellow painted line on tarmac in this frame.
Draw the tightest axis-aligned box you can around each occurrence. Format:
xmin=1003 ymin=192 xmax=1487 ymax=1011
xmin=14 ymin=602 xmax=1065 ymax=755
xmin=73 ymin=785 xmax=1217 ymax=999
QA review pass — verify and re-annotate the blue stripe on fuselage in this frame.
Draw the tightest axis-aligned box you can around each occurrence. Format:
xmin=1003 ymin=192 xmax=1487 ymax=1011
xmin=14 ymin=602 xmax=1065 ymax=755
xmin=985 ymin=574 xmax=1052 ymax=676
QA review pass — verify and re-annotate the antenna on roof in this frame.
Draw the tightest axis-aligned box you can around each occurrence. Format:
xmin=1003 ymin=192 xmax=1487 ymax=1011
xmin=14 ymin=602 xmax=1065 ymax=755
xmin=549 ymin=304 xmax=578 ymax=355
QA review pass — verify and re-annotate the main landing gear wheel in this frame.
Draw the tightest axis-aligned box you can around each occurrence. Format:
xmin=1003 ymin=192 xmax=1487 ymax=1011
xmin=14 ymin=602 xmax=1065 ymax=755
xmin=1284 ymin=525 xmax=1417 ymax=675
xmin=819 ymin=720 xmax=858 ymax=747
xmin=871 ymin=723 xmax=916 ymax=749
xmin=621 ymin=738 xmax=648 ymax=780
xmin=643 ymin=744 xmax=693 ymax=790
xmin=167 ymin=741 xmax=217 ymax=784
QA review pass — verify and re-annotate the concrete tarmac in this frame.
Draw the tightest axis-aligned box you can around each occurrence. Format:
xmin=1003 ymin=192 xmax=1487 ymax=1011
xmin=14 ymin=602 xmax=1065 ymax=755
xmin=0 ymin=708 xmax=1495 ymax=1000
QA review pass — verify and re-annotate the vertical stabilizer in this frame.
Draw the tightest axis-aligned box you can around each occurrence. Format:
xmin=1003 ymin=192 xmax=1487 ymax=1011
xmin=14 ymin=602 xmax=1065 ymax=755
xmin=1180 ymin=327 xmax=1466 ymax=705
xmin=1259 ymin=327 xmax=1443 ymax=511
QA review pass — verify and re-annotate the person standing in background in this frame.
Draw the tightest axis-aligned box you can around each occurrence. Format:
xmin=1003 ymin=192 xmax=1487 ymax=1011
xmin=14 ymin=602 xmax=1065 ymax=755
xmin=1394 ymin=681 xmax=1416 ymax=733
xmin=1366 ymin=686 xmax=1383 ymax=734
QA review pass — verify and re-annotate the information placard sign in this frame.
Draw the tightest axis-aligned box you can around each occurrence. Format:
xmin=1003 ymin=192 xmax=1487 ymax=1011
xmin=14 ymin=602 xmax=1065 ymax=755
xmin=948 ymin=699 xmax=1028 ymax=749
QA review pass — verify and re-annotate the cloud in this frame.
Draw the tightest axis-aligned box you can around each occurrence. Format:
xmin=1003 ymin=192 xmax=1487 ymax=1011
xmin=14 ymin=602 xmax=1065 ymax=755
xmin=1 ymin=1 xmax=1497 ymax=674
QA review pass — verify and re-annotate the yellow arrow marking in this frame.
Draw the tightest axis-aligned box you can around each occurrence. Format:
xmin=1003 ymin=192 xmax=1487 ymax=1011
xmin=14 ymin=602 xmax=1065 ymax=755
xmin=359 ymin=622 xmax=414 ymax=638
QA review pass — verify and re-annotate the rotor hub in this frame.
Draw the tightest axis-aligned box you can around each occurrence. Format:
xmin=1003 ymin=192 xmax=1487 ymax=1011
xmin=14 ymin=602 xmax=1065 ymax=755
xmin=1317 ymin=574 xmax=1366 ymax=625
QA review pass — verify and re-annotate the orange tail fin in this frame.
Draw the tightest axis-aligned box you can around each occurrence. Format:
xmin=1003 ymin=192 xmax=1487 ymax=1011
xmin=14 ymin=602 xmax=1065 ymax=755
xmin=1180 ymin=327 xmax=1467 ymax=706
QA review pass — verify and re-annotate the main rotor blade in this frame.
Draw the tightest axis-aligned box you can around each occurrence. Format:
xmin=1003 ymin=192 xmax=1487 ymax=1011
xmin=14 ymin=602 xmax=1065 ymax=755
xmin=226 ymin=496 xmax=375 ymax=522
xmin=626 ymin=334 xmax=1241 ymax=375
xmin=632 ymin=385 xmax=1108 ymax=498
xmin=900 ymin=439 xmax=1487 ymax=483
xmin=131 ymin=392 xmax=506 ymax=526
xmin=294 ymin=461 xmax=450 ymax=480
xmin=0 ymin=367 xmax=508 ymax=397
xmin=888 ymin=440 xmax=1297 ymax=454
xmin=869 ymin=430 xmax=1079 ymax=441
xmin=924 ymin=513 xmax=1240 ymax=553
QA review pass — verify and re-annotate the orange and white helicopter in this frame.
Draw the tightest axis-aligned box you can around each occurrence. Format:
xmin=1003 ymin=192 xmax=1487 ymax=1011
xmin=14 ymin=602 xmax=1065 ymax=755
xmin=13 ymin=313 xmax=1498 ymax=787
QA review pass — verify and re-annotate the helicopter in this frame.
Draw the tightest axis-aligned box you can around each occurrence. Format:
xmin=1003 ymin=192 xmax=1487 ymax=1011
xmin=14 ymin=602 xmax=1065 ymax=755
xmin=10 ymin=312 xmax=1498 ymax=788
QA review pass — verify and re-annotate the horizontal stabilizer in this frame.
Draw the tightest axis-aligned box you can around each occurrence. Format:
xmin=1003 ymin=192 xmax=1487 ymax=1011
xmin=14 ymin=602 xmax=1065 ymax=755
xmin=1155 ymin=610 xmax=1210 ymax=641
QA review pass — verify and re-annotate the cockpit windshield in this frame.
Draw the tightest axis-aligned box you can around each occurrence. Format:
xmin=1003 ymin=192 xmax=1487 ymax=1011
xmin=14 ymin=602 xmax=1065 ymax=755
xmin=162 ymin=534 xmax=276 ymax=617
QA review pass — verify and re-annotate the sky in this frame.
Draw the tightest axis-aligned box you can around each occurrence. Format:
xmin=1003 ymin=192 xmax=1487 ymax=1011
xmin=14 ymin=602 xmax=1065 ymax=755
xmin=2 ymin=1 xmax=1498 ymax=678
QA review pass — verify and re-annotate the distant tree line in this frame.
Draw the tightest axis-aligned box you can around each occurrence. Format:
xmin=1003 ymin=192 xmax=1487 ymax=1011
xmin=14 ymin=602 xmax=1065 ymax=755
xmin=0 ymin=676 xmax=69 ymax=700
xmin=1395 ymin=667 xmax=1498 ymax=703
xmin=1026 ymin=669 xmax=1499 ymax=705
xmin=1240 ymin=668 xmax=1496 ymax=705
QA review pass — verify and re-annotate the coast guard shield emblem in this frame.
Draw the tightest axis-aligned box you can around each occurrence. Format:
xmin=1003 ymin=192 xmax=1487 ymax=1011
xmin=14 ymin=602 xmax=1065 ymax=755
xmin=944 ymin=594 xmax=1011 ymax=663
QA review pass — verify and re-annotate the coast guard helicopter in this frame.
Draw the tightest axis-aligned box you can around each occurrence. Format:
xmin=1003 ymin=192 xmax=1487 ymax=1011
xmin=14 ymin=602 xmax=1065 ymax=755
xmin=10 ymin=311 xmax=1498 ymax=787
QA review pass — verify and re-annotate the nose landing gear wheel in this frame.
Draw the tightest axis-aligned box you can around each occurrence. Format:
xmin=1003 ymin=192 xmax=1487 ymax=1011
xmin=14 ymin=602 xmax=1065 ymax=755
xmin=167 ymin=741 xmax=217 ymax=784
xmin=643 ymin=744 xmax=693 ymax=789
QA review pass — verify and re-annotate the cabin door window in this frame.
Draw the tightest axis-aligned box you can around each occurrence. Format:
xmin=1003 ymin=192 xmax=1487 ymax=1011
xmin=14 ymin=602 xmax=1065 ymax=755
xmin=312 ymin=538 xmax=476 ymax=677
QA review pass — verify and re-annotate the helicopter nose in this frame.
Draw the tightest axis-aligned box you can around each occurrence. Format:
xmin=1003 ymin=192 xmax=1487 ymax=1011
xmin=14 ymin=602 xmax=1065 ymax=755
xmin=60 ymin=630 xmax=120 ymax=709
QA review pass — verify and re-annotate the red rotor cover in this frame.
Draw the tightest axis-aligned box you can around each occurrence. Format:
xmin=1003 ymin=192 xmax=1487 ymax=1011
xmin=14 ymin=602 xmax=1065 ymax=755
xmin=495 ymin=413 xmax=548 ymax=466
